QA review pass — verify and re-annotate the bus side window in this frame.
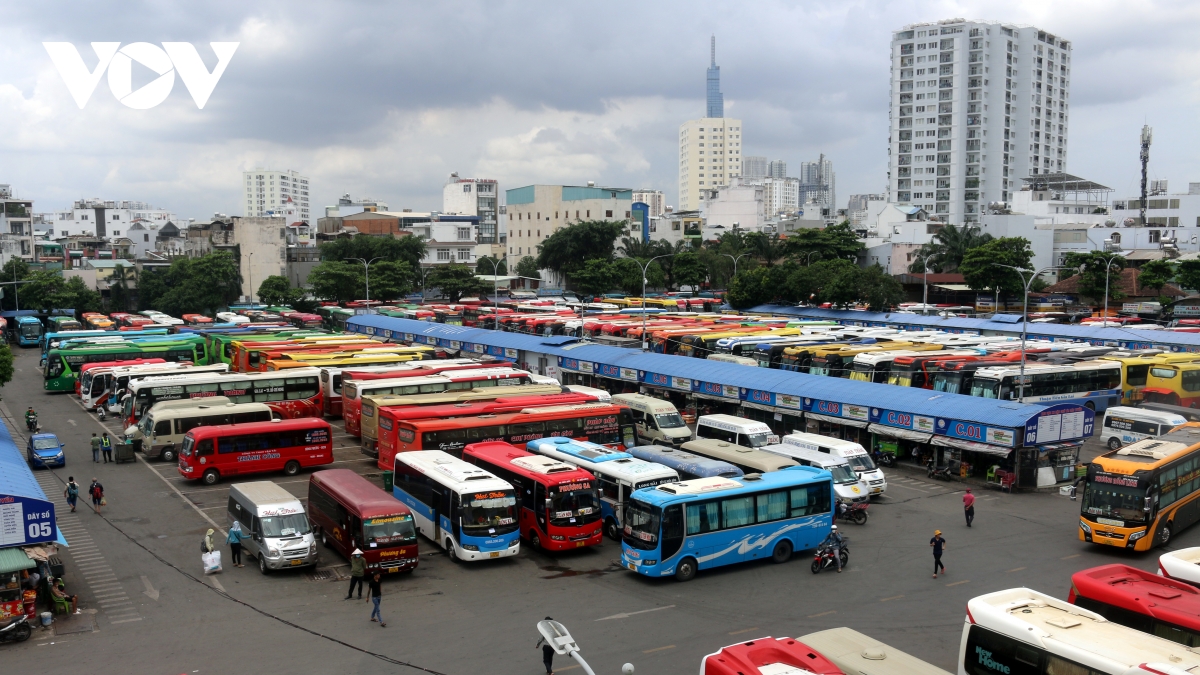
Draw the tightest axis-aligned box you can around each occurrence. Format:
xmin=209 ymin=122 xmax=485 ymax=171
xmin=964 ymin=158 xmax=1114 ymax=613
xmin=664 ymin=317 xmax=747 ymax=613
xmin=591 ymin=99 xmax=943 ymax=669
xmin=534 ymin=483 xmax=546 ymax=524
xmin=154 ymin=419 xmax=171 ymax=437
xmin=196 ymin=439 xmax=214 ymax=457
xmin=598 ymin=476 xmax=618 ymax=502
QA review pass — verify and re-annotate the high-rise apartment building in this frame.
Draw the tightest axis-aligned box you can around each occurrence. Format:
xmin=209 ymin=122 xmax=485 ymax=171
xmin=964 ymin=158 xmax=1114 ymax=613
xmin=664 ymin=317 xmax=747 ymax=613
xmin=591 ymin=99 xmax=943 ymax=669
xmin=632 ymin=189 xmax=666 ymax=218
xmin=243 ymin=168 xmax=310 ymax=222
xmin=799 ymin=155 xmax=836 ymax=207
xmin=768 ymin=160 xmax=787 ymax=179
xmin=505 ymin=184 xmax=632 ymax=258
xmin=889 ymin=19 xmax=1071 ymax=224
xmin=742 ymin=156 xmax=768 ymax=180
xmin=442 ymin=173 xmax=499 ymax=243
xmin=679 ymin=37 xmax=743 ymax=211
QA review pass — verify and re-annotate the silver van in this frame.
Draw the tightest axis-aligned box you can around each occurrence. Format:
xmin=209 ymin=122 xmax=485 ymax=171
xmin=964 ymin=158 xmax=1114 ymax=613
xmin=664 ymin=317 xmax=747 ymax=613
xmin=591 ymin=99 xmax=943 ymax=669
xmin=127 ymin=398 xmax=274 ymax=462
xmin=227 ymin=481 xmax=319 ymax=574
xmin=612 ymin=393 xmax=692 ymax=446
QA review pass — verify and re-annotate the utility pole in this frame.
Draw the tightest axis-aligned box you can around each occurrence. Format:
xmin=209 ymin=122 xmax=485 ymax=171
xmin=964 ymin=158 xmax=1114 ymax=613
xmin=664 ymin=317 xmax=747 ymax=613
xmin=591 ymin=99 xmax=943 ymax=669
xmin=1140 ymin=125 xmax=1153 ymax=226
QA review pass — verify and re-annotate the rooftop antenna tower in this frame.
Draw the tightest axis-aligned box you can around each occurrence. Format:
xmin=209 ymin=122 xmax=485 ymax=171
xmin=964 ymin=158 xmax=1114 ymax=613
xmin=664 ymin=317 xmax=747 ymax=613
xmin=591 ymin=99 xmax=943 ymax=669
xmin=1140 ymin=125 xmax=1152 ymax=226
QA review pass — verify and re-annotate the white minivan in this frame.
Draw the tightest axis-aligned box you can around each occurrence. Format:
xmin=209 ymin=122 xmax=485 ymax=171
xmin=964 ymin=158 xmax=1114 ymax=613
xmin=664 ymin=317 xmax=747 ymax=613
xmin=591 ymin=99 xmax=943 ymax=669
xmin=759 ymin=443 xmax=870 ymax=504
xmin=782 ymin=432 xmax=887 ymax=497
xmin=228 ymin=481 xmax=319 ymax=574
xmin=612 ymin=393 xmax=693 ymax=447
xmin=1101 ymin=406 xmax=1188 ymax=450
xmin=126 ymin=398 xmax=275 ymax=462
xmin=694 ymin=414 xmax=778 ymax=448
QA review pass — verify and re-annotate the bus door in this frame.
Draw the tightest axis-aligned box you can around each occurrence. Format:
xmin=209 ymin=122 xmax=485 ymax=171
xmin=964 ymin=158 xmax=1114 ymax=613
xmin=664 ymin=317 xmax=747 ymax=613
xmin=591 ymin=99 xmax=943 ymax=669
xmin=597 ymin=474 xmax=620 ymax=533
xmin=430 ymin=486 xmax=449 ymax=544
xmin=534 ymin=482 xmax=547 ymax=536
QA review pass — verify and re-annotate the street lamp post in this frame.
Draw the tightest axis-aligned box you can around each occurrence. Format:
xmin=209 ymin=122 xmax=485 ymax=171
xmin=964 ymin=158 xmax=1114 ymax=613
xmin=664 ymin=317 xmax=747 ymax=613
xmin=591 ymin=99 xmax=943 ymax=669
xmin=1100 ymin=256 xmax=1122 ymax=326
xmin=636 ymin=253 xmax=674 ymax=351
xmin=992 ymin=264 xmax=1071 ymax=401
xmin=722 ymin=252 xmax=750 ymax=283
xmin=803 ymin=251 xmax=821 ymax=266
xmin=346 ymin=256 xmax=383 ymax=310
xmin=921 ymin=254 xmax=936 ymax=315
xmin=415 ymin=265 xmax=435 ymax=303
xmin=481 ymin=256 xmax=507 ymax=330
xmin=247 ymin=252 xmax=254 ymax=305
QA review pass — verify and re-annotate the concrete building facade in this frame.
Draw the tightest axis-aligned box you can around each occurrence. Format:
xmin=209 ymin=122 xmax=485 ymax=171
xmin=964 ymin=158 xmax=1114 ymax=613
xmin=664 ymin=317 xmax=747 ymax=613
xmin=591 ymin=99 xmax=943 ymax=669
xmin=504 ymin=185 xmax=632 ymax=258
xmin=442 ymin=174 xmax=499 ymax=244
xmin=679 ymin=39 xmax=743 ymax=211
xmin=243 ymin=168 xmax=310 ymax=222
xmin=48 ymin=198 xmax=179 ymax=239
xmin=742 ymin=156 xmax=768 ymax=180
xmin=0 ymin=184 xmax=33 ymax=266
xmin=700 ymin=178 xmax=766 ymax=234
xmin=632 ymin=190 xmax=666 ymax=218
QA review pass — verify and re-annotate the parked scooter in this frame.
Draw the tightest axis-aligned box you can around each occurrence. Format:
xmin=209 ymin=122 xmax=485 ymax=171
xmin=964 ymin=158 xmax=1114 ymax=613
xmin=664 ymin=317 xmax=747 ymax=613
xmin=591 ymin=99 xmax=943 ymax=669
xmin=926 ymin=459 xmax=953 ymax=481
xmin=873 ymin=448 xmax=894 ymax=468
xmin=811 ymin=540 xmax=850 ymax=574
xmin=836 ymin=500 xmax=869 ymax=525
xmin=0 ymin=614 xmax=32 ymax=643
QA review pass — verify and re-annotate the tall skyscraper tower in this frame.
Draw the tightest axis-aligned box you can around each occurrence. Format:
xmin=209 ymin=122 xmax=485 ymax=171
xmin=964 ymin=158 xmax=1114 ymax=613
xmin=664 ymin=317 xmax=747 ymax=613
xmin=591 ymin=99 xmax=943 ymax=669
xmin=679 ymin=36 xmax=742 ymax=211
xmin=888 ymin=20 xmax=1071 ymax=225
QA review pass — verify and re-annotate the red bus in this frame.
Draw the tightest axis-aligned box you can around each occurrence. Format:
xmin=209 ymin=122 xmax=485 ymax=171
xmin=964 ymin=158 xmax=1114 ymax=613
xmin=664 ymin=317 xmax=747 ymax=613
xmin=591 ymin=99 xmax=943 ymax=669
xmin=462 ymin=441 xmax=602 ymax=551
xmin=701 ymin=637 xmax=844 ymax=675
xmin=182 ymin=314 xmax=213 ymax=327
xmin=178 ymin=418 xmax=333 ymax=485
xmin=888 ymin=351 xmax=995 ymax=389
xmin=287 ymin=313 xmax=323 ymax=330
xmin=341 ymin=367 xmax=534 ymax=437
xmin=464 ymin=306 xmax=512 ymax=327
xmin=319 ymin=358 xmax=503 ymax=417
xmin=1069 ymin=564 xmax=1200 ymax=647
xmin=307 ymin=469 xmax=418 ymax=575
xmin=75 ymin=358 xmax=165 ymax=398
xmin=376 ymin=402 xmax=636 ymax=471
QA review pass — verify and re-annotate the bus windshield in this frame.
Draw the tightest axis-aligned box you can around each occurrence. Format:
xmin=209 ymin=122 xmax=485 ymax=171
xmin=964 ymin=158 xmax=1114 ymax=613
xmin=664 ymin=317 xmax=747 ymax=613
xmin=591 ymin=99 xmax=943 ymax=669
xmin=461 ymin=491 xmax=518 ymax=536
xmin=969 ymin=377 xmax=1001 ymax=398
xmin=622 ymin=499 xmax=659 ymax=550
xmin=845 ymin=453 xmax=877 ymax=473
xmin=21 ymin=323 xmax=42 ymax=337
xmin=934 ymin=372 xmax=965 ymax=393
xmin=260 ymin=513 xmax=311 ymax=538
xmin=654 ymin=412 xmax=686 ymax=429
xmin=848 ymin=363 xmax=873 ymax=382
xmin=1083 ymin=483 xmax=1149 ymax=523
xmin=887 ymin=368 xmax=912 ymax=387
xmin=745 ymin=432 xmax=774 ymax=448
xmin=549 ymin=484 xmax=600 ymax=526
xmin=363 ymin=515 xmax=416 ymax=546
xmin=829 ymin=464 xmax=860 ymax=485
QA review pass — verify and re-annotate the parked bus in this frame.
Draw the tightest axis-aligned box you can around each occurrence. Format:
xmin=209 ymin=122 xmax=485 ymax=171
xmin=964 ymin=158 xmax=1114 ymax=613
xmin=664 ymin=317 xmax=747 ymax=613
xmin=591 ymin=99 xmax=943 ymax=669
xmin=809 ymin=342 xmax=922 ymax=378
xmin=98 ymin=363 xmax=232 ymax=414
xmin=42 ymin=328 xmax=168 ymax=356
xmin=1159 ymin=548 xmax=1200 ymax=586
xmin=76 ymin=358 xmax=166 ymax=401
xmin=232 ymin=336 xmax=384 ymax=371
xmin=122 ymin=368 xmax=322 ymax=426
xmin=342 ymin=367 xmax=535 ymax=436
xmin=969 ymin=360 xmax=1122 ymax=411
xmin=376 ymin=402 xmax=637 ymax=471
xmin=1100 ymin=406 xmax=1189 ymax=450
xmin=462 ymin=442 xmax=603 ymax=552
xmin=44 ymin=338 xmax=208 ymax=392
xmin=1080 ymin=428 xmax=1200 ymax=550
xmin=626 ymin=445 xmax=743 ymax=481
xmin=177 ymin=417 xmax=333 ymax=485
xmin=319 ymin=358 xmax=505 ymax=417
xmin=752 ymin=338 xmax=837 ymax=369
xmin=1142 ymin=361 xmax=1200 ymax=408
xmin=801 ymin=628 xmax=954 ymax=675
xmin=392 ymin=451 xmax=520 ymax=562
xmin=286 ymin=313 xmax=323 ymax=330
xmin=960 ymin=588 xmax=1200 ymax=675
xmin=527 ymin=437 xmax=678 ymax=540
xmin=1069 ymin=564 xmax=1200 ymax=647
xmin=264 ymin=352 xmax=430 ymax=373
xmin=50 ymin=316 xmax=84 ymax=332
xmin=849 ymin=348 xmax=960 ymax=384
xmin=16 ymin=316 xmax=44 ymax=347
xmin=779 ymin=342 xmax=856 ymax=373
xmin=889 ymin=351 xmax=994 ymax=389
xmin=307 ymin=469 xmax=418 ymax=575
xmin=701 ymin=636 xmax=845 ymax=675
xmin=620 ymin=468 xmax=833 ymax=581
xmin=129 ymin=398 xmax=275 ymax=462
xmin=782 ymin=432 xmax=887 ymax=497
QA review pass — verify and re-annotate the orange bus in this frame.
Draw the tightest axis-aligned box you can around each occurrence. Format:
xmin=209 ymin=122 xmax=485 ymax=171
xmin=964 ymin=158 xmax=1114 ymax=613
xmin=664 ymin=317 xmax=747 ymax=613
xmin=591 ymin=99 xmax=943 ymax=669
xmin=233 ymin=338 xmax=386 ymax=372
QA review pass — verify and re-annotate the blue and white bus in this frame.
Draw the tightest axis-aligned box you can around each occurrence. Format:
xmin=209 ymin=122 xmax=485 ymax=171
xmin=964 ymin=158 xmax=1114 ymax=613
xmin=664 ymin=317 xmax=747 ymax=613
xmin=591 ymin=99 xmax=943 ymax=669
xmin=526 ymin=437 xmax=679 ymax=540
xmin=16 ymin=316 xmax=44 ymax=347
xmin=968 ymin=360 xmax=1122 ymax=412
xmin=621 ymin=467 xmax=834 ymax=581
xmin=392 ymin=450 xmax=521 ymax=562
xmin=626 ymin=445 xmax=743 ymax=481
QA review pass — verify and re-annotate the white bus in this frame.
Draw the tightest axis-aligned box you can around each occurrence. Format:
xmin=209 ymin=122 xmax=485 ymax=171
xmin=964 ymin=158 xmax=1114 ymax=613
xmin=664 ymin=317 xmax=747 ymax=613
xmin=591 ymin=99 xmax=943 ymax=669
xmin=526 ymin=437 xmax=678 ymax=540
xmin=1101 ymin=406 xmax=1188 ymax=450
xmin=801 ymin=628 xmax=954 ymax=675
xmin=968 ymin=361 xmax=1123 ymax=412
xmin=759 ymin=443 xmax=870 ymax=504
xmin=960 ymin=587 xmax=1200 ymax=675
xmin=120 ymin=367 xmax=321 ymax=425
xmin=391 ymin=451 xmax=521 ymax=562
xmin=96 ymin=362 xmax=231 ymax=413
xmin=783 ymin=431 xmax=887 ymax=496
xmin=317 ymin=357 xmax=496 ymax=416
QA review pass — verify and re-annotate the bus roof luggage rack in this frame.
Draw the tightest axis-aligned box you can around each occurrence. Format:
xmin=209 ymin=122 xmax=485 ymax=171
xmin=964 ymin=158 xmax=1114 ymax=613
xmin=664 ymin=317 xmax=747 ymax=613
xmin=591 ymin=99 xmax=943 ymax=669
xmin=1116 ymin=440 xmax=1189 ymax=460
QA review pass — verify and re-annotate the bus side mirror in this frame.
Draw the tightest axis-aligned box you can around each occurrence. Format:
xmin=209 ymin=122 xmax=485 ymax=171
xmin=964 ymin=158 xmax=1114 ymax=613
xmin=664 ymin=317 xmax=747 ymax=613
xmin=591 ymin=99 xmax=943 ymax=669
xmin=1145 ymin=497 xmax=1153 ymax=512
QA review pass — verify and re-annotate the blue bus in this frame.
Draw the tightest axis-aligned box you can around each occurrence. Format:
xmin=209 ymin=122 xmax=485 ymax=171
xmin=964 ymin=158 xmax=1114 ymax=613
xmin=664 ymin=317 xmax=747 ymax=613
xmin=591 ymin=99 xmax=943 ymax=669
xmin=626 ymin=445 xmax=743 ymax=481
xmin=43 ymin=329 xmax=171 ymax=357
xmin=16 ymin=316 xmax=44 ymax=347
xmin=392 ymin=450 xmax=521 ymax=562
xmin=527 ymin=437 xmax=678 ymax=540
xmin=621 ymin=467 xmax=833 ymax=581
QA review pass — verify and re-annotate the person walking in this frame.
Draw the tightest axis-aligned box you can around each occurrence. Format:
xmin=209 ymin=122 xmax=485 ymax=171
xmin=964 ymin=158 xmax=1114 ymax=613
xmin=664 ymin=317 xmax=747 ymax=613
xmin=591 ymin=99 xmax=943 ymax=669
xmin=63 ymin=477 xmax=79 ymax=513
xmin=88 ymin=478 xmax=104 ymax=515
xmin=930 ymin=529 xmax=946 ymax=578
xmin=346 ymin=549 xmax=366 ymax=599
xmin=227 ymin=522 xmax=244 ymax=568
xmin=367 ymin=572 xmax=385 ymax=627
xmin=91 ymin=433 xmax=101 ymax=463
xmin=100 ymin=432 xmax=113 ymax=463
xmin=963 ymin=489 xmax=976 ymax=527
xmin=203 ymin=528 xmax=216 ymax=554
xmin=535 ymin=616 xmax=556 ymax=675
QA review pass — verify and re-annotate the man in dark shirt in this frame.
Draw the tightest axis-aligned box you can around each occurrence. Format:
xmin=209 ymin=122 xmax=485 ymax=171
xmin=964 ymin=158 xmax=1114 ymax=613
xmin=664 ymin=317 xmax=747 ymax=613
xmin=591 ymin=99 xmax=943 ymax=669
xmin=535 ymin=616 xmax=556 ymax=674
xmin=367 ymin=572 xmax=384 ymax=627
xmin=930 ymin=529 xmax=946 ymax=578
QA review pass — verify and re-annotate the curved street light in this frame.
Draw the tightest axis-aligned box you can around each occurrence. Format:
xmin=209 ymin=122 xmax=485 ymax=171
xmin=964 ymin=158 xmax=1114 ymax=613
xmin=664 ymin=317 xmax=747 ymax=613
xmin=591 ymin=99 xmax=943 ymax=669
xmin=635 ymin=253 xmax=674 ymax=351
xmin=803 ymin=250 xmax=822 ymax=266
xmin=991 ymin=263 xmax=1074 ymax=401
xmin=481 ymin=256 xmax=507 ymax=330
xmin=722 ymin=252 xmax=750 ymax=283
xmin=921 ymin=254 xmax=937 ymax=315
xmin=346 ymin=256 xmax=384 ymax=309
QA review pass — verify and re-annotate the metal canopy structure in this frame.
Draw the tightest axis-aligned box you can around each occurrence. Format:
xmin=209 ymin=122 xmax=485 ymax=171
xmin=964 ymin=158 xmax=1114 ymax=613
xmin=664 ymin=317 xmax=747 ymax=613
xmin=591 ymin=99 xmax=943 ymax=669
xmin=1021 ymin=173 xmax=1113 ymax=205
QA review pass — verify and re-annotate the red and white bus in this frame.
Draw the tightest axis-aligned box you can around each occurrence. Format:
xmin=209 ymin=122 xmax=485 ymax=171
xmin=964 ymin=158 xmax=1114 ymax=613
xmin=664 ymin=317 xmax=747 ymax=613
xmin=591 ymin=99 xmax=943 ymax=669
xmin=700 ymin=636 xmax=845 ymax=675
xmin=178 ymin=417 xmax=333 ymax=485
xmin=88 ymin=362 xmax=230 ymax=412
xmin=341 ymin=367 xmax=534 ymax=437
xmin=122 ymin=368 xmax=322 ymax=426
xmin=462 ymin=441 xmax=602 ymax=552
xmin=1070 ymin=564 xmax=1200 ymax=647
xmin=376 ymin=402 xmax=636 ymax=470
xmin=319 ymin=358 xmax=504 ymax=417
xmin=76 ymin=358 xmax=165 ymax=400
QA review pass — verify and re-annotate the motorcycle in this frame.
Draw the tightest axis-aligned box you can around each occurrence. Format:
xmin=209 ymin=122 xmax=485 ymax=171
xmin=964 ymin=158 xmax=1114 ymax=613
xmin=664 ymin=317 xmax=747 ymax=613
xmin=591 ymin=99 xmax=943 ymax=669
xmin=926 ymin=459 xmax=953 ymax=481
xmin=25 ymin=414 xmax=37 ymax=433
xmin=836 ymin=501 xmax=869 ymax=525
xmin=0 ymin=614 xmax=32 ymax=644
xmin=873 ymin=449 xmax=894 ymax=468
xmin=811 ymin=540 xmax=850 ymax=574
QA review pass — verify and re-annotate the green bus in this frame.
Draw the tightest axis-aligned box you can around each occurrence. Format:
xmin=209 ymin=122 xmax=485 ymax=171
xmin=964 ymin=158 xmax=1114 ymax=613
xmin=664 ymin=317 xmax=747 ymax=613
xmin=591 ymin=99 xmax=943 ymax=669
xmin=49 ymin=316 xmax=84 ymax=332
xmin=43 ymin=337 xmax=209 ymax=392
xmin=205 ymin=330 xmax=329 ymax=365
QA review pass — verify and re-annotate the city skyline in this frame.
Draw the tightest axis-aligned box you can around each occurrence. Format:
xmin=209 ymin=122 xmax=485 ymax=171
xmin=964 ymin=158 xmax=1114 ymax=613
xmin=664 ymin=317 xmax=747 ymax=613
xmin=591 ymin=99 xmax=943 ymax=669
xmin=1 ymin=2 xmax=1197 ymax=222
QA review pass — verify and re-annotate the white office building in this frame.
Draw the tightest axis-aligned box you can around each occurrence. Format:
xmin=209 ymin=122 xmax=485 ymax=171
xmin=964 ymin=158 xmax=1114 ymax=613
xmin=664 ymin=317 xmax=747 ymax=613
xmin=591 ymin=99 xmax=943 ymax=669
xmin=889 ymin=19 xmax=1071 ymax=225
xmin=243 ymin=168 xmax=310 ymax=222
xmin=632 ymin=190 xmax=666 ymax=218
xmin=48 ymin=198 xmax=180 ymax=239
xmin=442 ymin=174 xmax=499 ymax=244
xmin=678 ymin=38 xmax=743 ymax=211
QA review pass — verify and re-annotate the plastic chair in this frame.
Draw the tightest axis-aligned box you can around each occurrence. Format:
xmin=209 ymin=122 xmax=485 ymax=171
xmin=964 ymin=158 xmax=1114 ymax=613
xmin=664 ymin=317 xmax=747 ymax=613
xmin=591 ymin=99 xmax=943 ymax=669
xmin=986 ymin=465 xmax=1000 ymax=483
xmin=1000 ymin=473 xmax=1016 ymax=493
xmin=51 ymin=593 xmax=70 ymax=615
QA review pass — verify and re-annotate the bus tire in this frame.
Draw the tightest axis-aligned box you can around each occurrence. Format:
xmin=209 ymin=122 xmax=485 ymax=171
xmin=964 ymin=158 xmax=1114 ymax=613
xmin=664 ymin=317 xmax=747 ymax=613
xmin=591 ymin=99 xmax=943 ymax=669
xmin=447 ymin=540 xmax=460 ymax=563
xmin=283 ymin=460 xmax=300 ymax=476
xmin=530 ymin=532 xmax=542 ymax=550
xmin=771 ymin=539 xmax=793 ymax=564
xmin=1160 ymin=524 xmax=1173 ymax=547
xmin=202 ymin=469 xmax=219 ymax=485
xmin=258 ymin=554 xmax=270 ymax=575
xmin=675 ymin=557 xmax=697 ymax=582
xmin=1085 ymin=401 xmax=1096 ymax=411
xmin=1107 ymin=437 xmax=1122 ymax=450
xmin=604 ymin=518 xmax=618 ymax=541
xmin=319 ymin=528 xmax=330 ymax=548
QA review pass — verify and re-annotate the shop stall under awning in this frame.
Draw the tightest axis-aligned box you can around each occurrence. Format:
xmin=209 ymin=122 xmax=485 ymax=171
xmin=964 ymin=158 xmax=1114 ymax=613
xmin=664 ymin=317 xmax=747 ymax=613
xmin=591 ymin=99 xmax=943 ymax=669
xmin=0 ymin=548 xmax=36 ymax=575
xmin=807 ymin=412 xmax=869 ymax=428
xmin=931 ymin=435 xmax=1014 ymax=457
xmin=0 ymin=420 xmax=67 ymax=549
xmin=868 ymin=423 xmax=932 ymax=443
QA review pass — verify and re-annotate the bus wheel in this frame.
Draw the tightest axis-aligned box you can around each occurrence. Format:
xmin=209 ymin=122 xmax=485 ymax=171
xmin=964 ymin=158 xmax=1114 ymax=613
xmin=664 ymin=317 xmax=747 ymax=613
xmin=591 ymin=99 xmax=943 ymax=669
xmin=530 ymin=532 xmax=542 ymax=550
xmin=202 ymin=469 xmax=219 ymax=485
xmin=771 ymin=540 xmax=793 ymax=564
xmin=1160 ymin=524 xmax=1173 ymax=547
xmin=675 ymin=557 xmax=697 ymax=582
xmin=604 ymin=519 xmax=618 ymax=541
xmin=258 ymin=554 xmax=270 ymax=575
xmin=1085 ymin=401 xmax=1095 ymax=411
xmin=1107 ymin=437 xmax=1122 ymax=450
xmin=160 ymin=447 xmax=176 ymax=463
xmin=319 ymin=529 xmax=329 ymax=548
xmin=447 ymin=541 xmax=460 ymax=563
xmin=283 ymin=460 xmax=300 ymax=476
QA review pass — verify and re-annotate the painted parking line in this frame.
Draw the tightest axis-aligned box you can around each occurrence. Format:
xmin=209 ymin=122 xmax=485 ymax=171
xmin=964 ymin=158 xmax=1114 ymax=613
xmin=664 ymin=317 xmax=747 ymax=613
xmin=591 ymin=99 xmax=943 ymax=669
xmin=729 ymin=627 xmax=760 ymax=635
xmin=1061 ymin=554 xmax=1080 ymax=560
xmin=880 ymin=595 xmax=904 ymax=602
xmin=807 ymin=610 xmax=836 ymax=618
xmin=643 ymin=645 xmax=676 ymax=654
xmin=1006 ymin=567 xmax=1027 ymax=573
xmin=946 ymin=580 xmax=971 ymax=587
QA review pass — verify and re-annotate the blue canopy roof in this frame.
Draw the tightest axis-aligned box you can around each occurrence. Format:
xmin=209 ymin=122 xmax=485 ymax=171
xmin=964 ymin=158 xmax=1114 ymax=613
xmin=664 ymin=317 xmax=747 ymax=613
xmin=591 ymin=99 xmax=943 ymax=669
xmin=0 ymin=418 xmax=68 ymax=548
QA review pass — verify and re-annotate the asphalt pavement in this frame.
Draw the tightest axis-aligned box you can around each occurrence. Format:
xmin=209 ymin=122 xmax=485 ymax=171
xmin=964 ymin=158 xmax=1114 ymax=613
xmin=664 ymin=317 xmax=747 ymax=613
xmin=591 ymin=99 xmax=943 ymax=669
xmin=2 ymin=345 xmax=1187 ymax=675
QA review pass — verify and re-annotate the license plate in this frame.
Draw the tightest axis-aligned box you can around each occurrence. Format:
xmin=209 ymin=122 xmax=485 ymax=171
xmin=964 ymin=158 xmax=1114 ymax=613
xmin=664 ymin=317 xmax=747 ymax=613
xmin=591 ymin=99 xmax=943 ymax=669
xmin=290 ymin=560 xmax=303 ymax=566
xmin=490 ymin=552 xmax=499 ymax=558
xmin=626 ymin=562 xmax=636 ymax=571
xmin=388 ymin=567 xmax=400 ymax=573
xmin=576 ymin=541 xmax=585 ymax=548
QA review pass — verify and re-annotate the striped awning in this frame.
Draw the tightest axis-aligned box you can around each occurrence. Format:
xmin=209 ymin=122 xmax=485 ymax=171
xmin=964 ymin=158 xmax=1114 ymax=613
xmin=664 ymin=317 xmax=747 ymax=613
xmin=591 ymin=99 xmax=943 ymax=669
xmin=0 ymin=547 xmax=35 ymax=575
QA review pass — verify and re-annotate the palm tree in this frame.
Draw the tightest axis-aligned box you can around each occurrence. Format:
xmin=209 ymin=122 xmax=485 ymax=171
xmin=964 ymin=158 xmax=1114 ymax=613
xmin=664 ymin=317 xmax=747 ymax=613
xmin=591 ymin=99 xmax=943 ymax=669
xmin=908 ymin=224 xmax=992 ymax=273
xmin=109 ymin=263 xmax=136 ymax=312
xmin=745 ymin=232 xmax=788 ymax=267
xmin=618 ymin=236 xmax=659 ymax=259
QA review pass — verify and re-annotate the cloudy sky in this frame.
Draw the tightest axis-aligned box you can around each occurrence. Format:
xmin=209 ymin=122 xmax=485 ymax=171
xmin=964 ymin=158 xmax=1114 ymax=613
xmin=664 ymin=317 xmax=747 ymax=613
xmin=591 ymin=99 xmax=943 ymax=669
xmin=2 ymin=1 xmax=1198 ymax=222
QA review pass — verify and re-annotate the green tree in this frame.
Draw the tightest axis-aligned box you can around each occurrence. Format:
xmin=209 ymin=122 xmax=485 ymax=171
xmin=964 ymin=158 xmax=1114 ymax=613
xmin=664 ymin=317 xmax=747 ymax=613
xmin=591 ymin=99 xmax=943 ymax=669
xmin=107 ymin=263 xmax=136 ymax=313
xmin=1139 ymin=259 xmax=1176 ymax=297
xmin=476 ymin=256 xmax=506 ymax=276
xmin=745 ymin=232 xmax=789 ymax=267
xmin=1177 ymin=260 xmax=1200 ymax=293
xmin=908 ymin=224 xmax=994 ymax=273
xmin=570 ymin=259 xmax=619 ymax=296
xmin=369 ymin=261 xmax=414 ymax=301
xmin=0 ymin=342 xmax=13 ymax=387
xmin=18 ymin=271 xmax=102 ymax=316
xmin=136 ymin=267 xmax=170 ymax=311
xmin=515 ymin=256 xmax=540 ymax=279
xmin=317 ymin=234 xmax=426 ymax=282
xmin=257 ymin=275 xmax=303 ymax=308
xmin=727 ymin=265 xmax=795 ymax=309
xmin=613 ymin=258 xmax=665 ymax=297
xmin=1062 ymin=252 xmax=1127 ymax=305
xmin=960 ymin=237 xmax=1035 ymax=306
xmin=427 ymin=264 xmax=490 ymax=302
xmin=783 ymin=222 xmax=864 ymax=264
xmin=536 ymin=221 xmax=624 ymax=284
xmin=307 ymin=261 xmax=362 ymax=303
xmin=858 ymin=264 xmax=905 ymax=311
xmin=672 ymin=251 xmax=707 ymax=291
xmin=617 ymin=236 xmax=659 ymax=259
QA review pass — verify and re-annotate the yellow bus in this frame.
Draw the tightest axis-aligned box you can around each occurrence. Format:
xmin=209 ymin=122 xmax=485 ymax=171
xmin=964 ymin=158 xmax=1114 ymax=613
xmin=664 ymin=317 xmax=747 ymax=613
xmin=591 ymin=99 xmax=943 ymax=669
xmin=808 ymin=342 xmax=918 ymax=378
xmin=264 ymin=351 xmax=432 ymax=372
xmin=1101 ymin=353 xmax=1200 ymax=405
xmin=1080 ymin=424 xmax=1200 ymax=550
